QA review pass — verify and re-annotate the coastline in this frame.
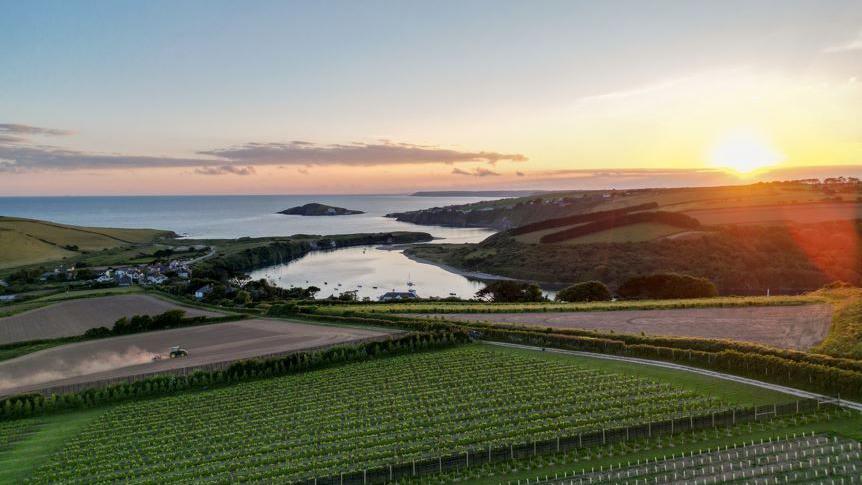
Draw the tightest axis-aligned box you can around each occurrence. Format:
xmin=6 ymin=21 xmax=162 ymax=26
xmin=402 ymin=251 xmax=515 ymax=282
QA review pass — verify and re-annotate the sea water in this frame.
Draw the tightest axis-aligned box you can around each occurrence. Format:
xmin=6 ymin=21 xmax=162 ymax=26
xmin=0 ymin=195 xmax=505 ymax=299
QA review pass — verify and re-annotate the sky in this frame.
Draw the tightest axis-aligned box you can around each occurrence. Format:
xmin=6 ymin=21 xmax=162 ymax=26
xmin=1 ymin=0 xmax=862 ymax=195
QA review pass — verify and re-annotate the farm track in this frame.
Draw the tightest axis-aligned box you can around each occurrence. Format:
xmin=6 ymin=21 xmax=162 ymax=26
xmin=485 ymin=341 xmax=862 ymax=412
xmin=0 ymin=294 xmax=224 ymax=345
xmin=0 ymin=318 xmax=392 ymax=396
xmin=420 ymin=304 xmax=833 ymax=350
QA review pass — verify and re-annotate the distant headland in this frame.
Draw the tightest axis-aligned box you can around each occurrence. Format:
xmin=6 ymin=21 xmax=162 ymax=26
xmin=410 ymin=190 xmax=547 ymax=197
xmin=278 ymin=203 xmax=364 ymax=216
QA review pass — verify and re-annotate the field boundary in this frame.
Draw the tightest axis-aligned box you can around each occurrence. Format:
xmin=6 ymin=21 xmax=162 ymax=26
xmin=486 ymin=341 xmax=862 ymax=412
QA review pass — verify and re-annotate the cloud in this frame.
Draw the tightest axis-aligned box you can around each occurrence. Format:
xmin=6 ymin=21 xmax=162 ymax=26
xmin=823 ymin=30 xmax=862 ymax=53
xmin=0 ymin=143 xmax=215 ymax=173
xmin=451 ymin=167 xmax=500 ymax=177
xmin=575 ymin=75 xmax=695 ymax=104
xmin=194 ymin=165 xmax=256 ymax=176
xmin=199 ymin=140 xmax=526 ymax=167
xmin=0 ymin=126 xmax=527 ymax=174
xmin=0 ymin=123 xmax=73 ymax=137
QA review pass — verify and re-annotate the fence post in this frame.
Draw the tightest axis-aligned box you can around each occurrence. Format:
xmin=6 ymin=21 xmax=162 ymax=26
xmin=602 ymin=428 xmax=606 ymax=444
xmin=733 ymin=409 xmax=736 ymax=425
xmin=557 ymin=436 xmax=560 ymax=452
xmin=363 ymin=470 xmax=366 ymax=485
xmin=412 ymin=459 xmax=416 ymax=476
xmin=466 ymin=451 xmax=469 ymax=468
xmin=648 ymin=421 xmax=651 ymax=437
xmin=439 ymin=456 xmax=442 ymax=473
xmin=389 ymin=464 xmax=392 ymax=481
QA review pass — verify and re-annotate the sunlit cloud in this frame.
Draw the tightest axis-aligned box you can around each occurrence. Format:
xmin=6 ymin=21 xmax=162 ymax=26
xmin=452 ymin=167 xmax=501 ymax=177
xmin=194 ymin=165 xmax=256 ymax=176
xmin=199 ymin=141 xmax=527 ymax=166
xmin=823 ymin=30 xmax=862 ymax=53
xmin=0 ymin=127 xmax=527 ymax=174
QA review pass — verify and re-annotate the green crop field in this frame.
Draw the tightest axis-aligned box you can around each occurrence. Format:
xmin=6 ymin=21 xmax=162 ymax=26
xmin=315 ymin=294 xmax=819 ymax=315
xmin=0 ymin=344 xmax=810 ymax=483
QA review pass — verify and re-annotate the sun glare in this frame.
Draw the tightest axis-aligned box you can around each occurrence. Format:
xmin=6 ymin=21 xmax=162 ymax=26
xmin=709 ymin=131 xmax=784 ymax=175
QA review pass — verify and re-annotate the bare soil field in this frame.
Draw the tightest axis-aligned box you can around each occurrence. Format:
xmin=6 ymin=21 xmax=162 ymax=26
xmin=0 ymin=318 xmax=392 ymax=396
xmin=420 ymin=304 xmax=833 ymax=350
xmin=0 ymin=294 xmax=223 ymax=344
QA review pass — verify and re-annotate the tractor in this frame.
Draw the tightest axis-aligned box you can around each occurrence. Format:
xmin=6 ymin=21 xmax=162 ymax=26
xmin=169 ymin=346 xmax=189 ymax=358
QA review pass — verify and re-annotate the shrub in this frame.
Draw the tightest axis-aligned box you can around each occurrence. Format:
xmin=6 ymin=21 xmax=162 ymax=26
xmin=267 ymin=303 xmax=299 ymax=316
xmin=618 ymin=273 xmax=718 ymax=299
xmin=556 ymin=281 xmax=612 ymax=302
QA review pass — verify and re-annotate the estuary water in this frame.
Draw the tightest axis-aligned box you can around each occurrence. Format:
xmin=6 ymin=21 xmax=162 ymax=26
xmin=0 ymin=195 xmax=502 ymax=299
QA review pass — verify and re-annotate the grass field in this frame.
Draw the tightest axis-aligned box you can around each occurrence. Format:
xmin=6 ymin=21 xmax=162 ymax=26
xmin=0 ymin=217 xmax=172 ymax=270
xmin=316 ymin=294 xmax=821 ymax=315
xmin=0 ymin=344 xmax=818 ymax=483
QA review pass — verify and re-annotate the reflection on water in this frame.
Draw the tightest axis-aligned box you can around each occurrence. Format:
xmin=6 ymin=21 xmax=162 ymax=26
xmin=250 ymin=246 xmax=489 ymax=300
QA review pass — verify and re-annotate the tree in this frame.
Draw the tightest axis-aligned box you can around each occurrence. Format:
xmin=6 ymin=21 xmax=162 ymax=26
xmin=234 ymin=290 xmax=252 ymax=306
xmin=476 ymin=280 xmax=545 ymax=302
xmin=617 ymin=273 xmax=718 ymax=299
xmin=556 ymin=281 xmax=612 ymax=302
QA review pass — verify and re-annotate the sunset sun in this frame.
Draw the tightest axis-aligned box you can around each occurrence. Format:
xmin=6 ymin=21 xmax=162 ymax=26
xmin=709 ymin=131 xmax=784 ymax=175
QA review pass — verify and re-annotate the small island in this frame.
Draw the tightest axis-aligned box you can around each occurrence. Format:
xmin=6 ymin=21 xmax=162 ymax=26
xmin=278 ymin=203 xmax=364 ymax=216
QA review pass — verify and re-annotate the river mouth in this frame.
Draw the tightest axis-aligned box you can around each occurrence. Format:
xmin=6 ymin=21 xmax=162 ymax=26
xmin=250 ymin=245 xmax=490 ymax=300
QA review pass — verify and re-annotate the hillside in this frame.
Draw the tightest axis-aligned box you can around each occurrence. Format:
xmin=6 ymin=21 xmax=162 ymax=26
xmin=408 ymin=219 xmax=862 ymax=294
xmin=388 ymin=180 xmax=862 ymax=231
xmin=0 ymin=217 xmax=173 ymax=270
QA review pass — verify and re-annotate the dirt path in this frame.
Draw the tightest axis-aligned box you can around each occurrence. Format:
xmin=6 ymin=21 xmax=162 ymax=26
xmin=0 ymin=294 xmax=223 ymax=345
xmin=0 ymin=318 xmax=392 ymax=396
xmin=415 ymin=304 xmax=833 ymax=350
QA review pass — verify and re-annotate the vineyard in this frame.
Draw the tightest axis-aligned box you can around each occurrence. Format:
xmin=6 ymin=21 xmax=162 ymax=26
xmin=542 ymin=433 xmax=862 ymax=484
xmin=0 ymin=418 xmax=38 ymax=451
xmin=23 ymin=346 xmax=735 ymax=483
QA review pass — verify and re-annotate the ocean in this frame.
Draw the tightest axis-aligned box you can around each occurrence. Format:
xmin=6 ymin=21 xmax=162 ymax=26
xmin=0 ymin=195 xmax=495 ymax=242
xmin=0 ymin=195 xmax=516 ymax=299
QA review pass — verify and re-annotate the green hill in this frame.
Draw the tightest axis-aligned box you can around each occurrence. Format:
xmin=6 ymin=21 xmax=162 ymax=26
xmin=0 ymin=217 xmax=173 ymax=269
